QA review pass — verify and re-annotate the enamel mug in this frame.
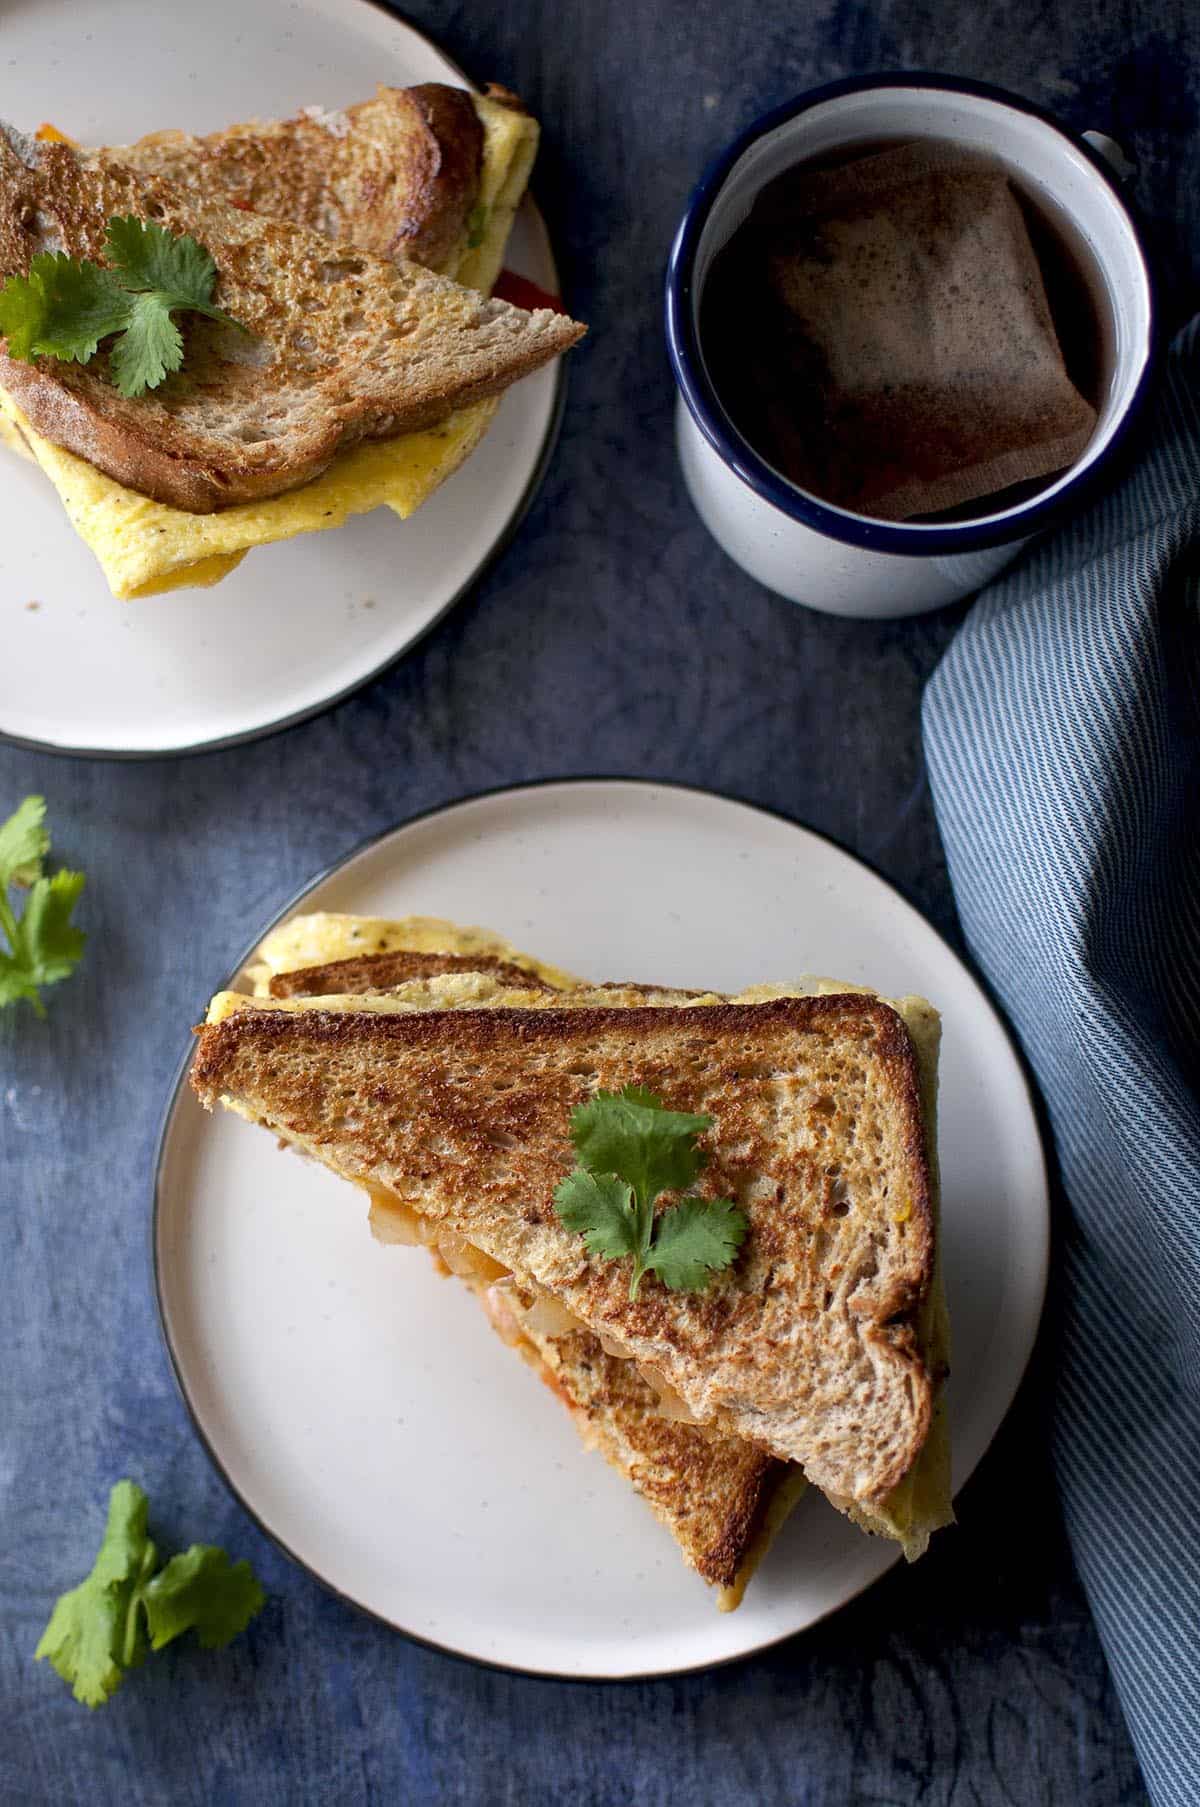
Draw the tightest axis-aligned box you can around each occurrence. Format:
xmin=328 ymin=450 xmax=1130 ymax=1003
xmin=665 ymin=74 xmax=1155 ymax=619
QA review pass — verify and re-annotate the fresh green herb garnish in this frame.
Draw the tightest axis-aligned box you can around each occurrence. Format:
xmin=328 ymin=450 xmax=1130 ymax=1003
xmin=0 ymin=216 xmax=246 ymax=398
xmin=553 ymin=1085 xmax=748 ymax=1299
xmin=0 ymin=795 xmax=85 ymax=1016
xmin=465 ymin=202 xmax=488 ymax=250
xmin=34 ymin=1480 xmax=265 ymax=1708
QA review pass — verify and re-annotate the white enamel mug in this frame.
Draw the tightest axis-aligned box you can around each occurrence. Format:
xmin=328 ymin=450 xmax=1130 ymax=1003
xmin=665 ymin=75 xmax=1156 ymax=619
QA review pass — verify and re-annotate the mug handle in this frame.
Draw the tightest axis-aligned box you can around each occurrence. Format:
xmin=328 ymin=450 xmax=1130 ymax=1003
xmin=1082 ymin=130 xmax=1136 ymax=182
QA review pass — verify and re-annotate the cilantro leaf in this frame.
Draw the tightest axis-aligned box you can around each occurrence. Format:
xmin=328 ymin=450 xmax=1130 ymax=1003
xmin=0 ymin=793 xmax=49 ymax=888
xmin=35 ymin=1481 xmax=266 ymax=1708
xmin=0 ymin=268 xmax=44 ymax=361
xmin=553 ymin=1168 xmax=639 ymax=1261
xmin=0 ymin=963 xmax=44 ymax=1012
xmin=0 ymin=217 xmax=247 ymax=398
xmin=645 ymin=1195 xmax=748 ymax=1292
xmin=102 ymin=218 xmax=244 ymax=398
xmin=103 ymin=216 xmax=244 ymax=331
xmin=554 ymin=1087 xmax=747 ymax=1298
xmin=0 ymin=253 xmax=132 ymax=364
xmin=0 ymin=797 xmax=85 ymax=1016
xmin=570 ymin=1086 xmax=712 ymax=1210
xmin=109 ymin=291 xmax=185 ymax=398
xmin=34 ymin=1481 xmax=155 ymax=1708
xmin=104 ymin=214 xmax=217 ymax=299
xmin=14 ymin=869 xmax=87 ymax=987
xmin=142 ymin=1546 xmax=266 ymax=1652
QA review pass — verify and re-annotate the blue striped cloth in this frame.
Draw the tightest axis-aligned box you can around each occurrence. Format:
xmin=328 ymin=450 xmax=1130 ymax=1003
xmin=923 ymin=318 xmax=1200 ymax=1807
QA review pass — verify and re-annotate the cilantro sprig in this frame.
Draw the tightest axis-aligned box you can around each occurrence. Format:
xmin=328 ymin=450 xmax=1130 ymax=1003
xmin=35 ymin=1480 xmax=266 ymax=1708
xmin=0 ymin=216 xmax=246 ymax=399
xmin=0 ymin=795 xmax=85 ymax=1017
xmin=554 ymin=1085 xmax=748 ymax=1298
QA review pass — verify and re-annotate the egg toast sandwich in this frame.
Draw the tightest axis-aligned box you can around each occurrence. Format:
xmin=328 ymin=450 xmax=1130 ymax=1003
xmin=192 ymin=917 xmax=952 ymax=1599
xmin=239 ymin=914 xmax=805 ymax=1606
xmin=0 ymin=92 xmax=580 ymax=596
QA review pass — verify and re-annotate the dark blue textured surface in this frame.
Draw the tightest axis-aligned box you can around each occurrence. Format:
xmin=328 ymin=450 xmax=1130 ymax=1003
xmin=4 ymin=1 xmax=1197 ymax=1800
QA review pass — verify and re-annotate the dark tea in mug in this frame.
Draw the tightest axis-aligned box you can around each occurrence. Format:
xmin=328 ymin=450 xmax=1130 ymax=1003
xmin=699 ymin=138 xmax=1115 ymax=523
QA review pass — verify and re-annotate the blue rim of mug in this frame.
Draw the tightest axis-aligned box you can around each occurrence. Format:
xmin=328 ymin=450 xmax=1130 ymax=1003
xmin=664 ymin=72 xmax=1158 ymax=557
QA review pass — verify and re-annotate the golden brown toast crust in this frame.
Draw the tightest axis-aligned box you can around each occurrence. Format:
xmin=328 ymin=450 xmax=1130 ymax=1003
xmin=0 ymin=130 xmax=583 ymax=511
xmin=191 ymin=994 xmax=934 ymax=1501
xmin=116 ymin=84 xmax=486 ymax=275
xmin=268 ymin=948 xmax=538 ymax=998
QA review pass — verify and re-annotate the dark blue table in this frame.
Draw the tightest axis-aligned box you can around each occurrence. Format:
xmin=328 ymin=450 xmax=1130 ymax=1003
xmin=5 ymin=2 xmax=1196 ymax=1800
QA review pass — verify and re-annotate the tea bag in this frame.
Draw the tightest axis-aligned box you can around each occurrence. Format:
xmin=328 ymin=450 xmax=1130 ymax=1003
xmin=758 ymin=141 xmax=1098 ymax=519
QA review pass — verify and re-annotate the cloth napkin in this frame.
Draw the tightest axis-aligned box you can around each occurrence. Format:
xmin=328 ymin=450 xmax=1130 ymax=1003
xmin=922 ymin=318 xmax=1200 ymax=1807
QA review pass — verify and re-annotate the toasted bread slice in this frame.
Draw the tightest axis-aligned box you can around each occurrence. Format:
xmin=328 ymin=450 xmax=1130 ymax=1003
xmin=245 ymin=910 xmax=582 ymax=995
xmin=191 ymin=987 xmax=936 ymax=1511
xmin=113 ymin=85 xmax=485 ymax=275
xmin=268 ymin=947 xmax=540 ymax=999
xmin=266 ymin=937 xmax=802 ymax=1603
xmin=112 ymin=85 xmax=537 ymax=296
xmin=0 ymin=124 xmax=583 ymax=511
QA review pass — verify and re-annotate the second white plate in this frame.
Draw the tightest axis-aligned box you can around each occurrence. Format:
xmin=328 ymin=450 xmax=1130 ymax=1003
xmin=0 ymin=0 xmax=566 ymax=756
xmin=155 ymin=780 xmax=1048 ymax=1677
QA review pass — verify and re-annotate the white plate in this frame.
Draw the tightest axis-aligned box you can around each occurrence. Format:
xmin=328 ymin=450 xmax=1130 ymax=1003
xmin=155 ymin=780 xmax=1049 ymax=1678
xmin=0 ymin=0 xmax=565 ymax=757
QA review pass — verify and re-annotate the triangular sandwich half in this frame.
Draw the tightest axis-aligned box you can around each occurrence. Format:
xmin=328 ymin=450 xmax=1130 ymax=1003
xmin=238 ymin=913 xmax=806 ymax=1607
xmin=193 ymin=926 xmax=952 ymax=1579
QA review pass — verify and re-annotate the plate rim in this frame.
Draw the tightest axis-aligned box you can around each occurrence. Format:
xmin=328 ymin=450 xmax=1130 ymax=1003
xmin=151 ymin=775 xmax=1050 ymax=1681
xmin=0 ymin=0 xmax=570 ymax=763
